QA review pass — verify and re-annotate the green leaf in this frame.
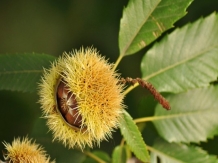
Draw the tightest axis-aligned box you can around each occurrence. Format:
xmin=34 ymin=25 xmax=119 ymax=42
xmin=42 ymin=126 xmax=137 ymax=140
xmin=141 ymin=13 xmax=218 ymax=93
xmin=119 ymin=0 xmax=192 ymax=56
xmin=120 ymin=110 xmax=150 ymax=162
xmin=0 ymin=53 xmax=56 ymax=92
xmin=83 ymin=150 xmax=111 ymax=163
xmin=153 ymin=86 xmax=218 ymax=143
xmin=112 ymin=146 xmax=127 ymax=163
xmin=150 ymin=138 xmax=218 ymax=163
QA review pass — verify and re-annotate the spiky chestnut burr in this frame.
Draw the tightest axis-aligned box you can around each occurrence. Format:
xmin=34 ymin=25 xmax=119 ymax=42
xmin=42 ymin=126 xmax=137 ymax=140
xmin=39 ymin=47 xmax=125 ymax=149
xmin=2 ymin=137 xmax=54 ymax=163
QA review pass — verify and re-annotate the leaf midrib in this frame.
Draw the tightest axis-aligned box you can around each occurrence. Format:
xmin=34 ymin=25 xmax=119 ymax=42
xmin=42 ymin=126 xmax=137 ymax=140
xmin=121 ymin=1 xmax=161 ymax=56
xmin=152 ymin=107 xmax=216 ymax=121
xmin=128 ymin=125 xmax=145 ymax=152
xmin=0 ymin=70 xmax=43 ymax=75
xmin=143 ymin=42 xmax=218 ymax=81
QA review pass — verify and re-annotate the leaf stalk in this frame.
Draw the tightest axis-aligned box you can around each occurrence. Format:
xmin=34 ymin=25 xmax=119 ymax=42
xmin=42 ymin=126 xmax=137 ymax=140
xmin=83 ymin=151 xmax=107 ymax=163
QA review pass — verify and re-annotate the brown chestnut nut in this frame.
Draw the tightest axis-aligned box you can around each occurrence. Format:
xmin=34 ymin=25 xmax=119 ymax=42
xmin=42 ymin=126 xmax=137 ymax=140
xmin=65 ymin=108 xmax=82 ymax=128
xmin=56 ymin=79 xmax=82 ymax=129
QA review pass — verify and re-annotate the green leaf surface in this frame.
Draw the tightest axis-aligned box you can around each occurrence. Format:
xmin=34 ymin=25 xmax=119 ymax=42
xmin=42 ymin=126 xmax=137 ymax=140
xmin=119 ymin=0 xmax=192 ymax=56
xmin=153 ymin=86 xmax=218 ymax=143
xmin=112 ymin=146 xmax=127 ymax=163
xmin=141 ymin=13 xmax=218 ymax=93
xmin=150 ymin=138 xmax=218 ymax=163
xmin=0 ymin=53 xmax=56 ymax=92
xmin=120 ymin=110 xmax=150 ymax=162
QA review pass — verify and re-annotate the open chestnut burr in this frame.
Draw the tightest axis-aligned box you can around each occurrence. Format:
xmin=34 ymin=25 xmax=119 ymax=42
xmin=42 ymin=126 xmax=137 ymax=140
xmin=55 ymin=79 xmax=86 ymax=131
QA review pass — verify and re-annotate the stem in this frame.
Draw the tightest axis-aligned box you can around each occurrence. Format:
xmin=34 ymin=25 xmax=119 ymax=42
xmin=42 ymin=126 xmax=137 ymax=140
xmin=134 ymin=114 xmax=180 ymax=123
xmin=120 ymin=138 xmax=125 ymax=146
xmin=83 ymin=151 xmax=107 ymax=163
xmin=134 ymin=116 xmax=160 ymax=123
xmin=123 ymin=83 xmax=139 ymax=95
xmin=112 ymin=55 xmax=123 ymax=71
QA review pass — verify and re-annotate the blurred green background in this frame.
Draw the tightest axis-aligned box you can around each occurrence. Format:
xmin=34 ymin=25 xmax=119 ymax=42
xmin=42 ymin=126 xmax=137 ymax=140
xmin=0 ymin=0 xmax=218 ymax=162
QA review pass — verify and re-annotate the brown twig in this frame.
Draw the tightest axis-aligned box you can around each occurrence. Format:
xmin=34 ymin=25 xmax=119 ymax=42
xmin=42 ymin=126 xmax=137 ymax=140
xmin=120 ymin=77 xmax=170 ymax=110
